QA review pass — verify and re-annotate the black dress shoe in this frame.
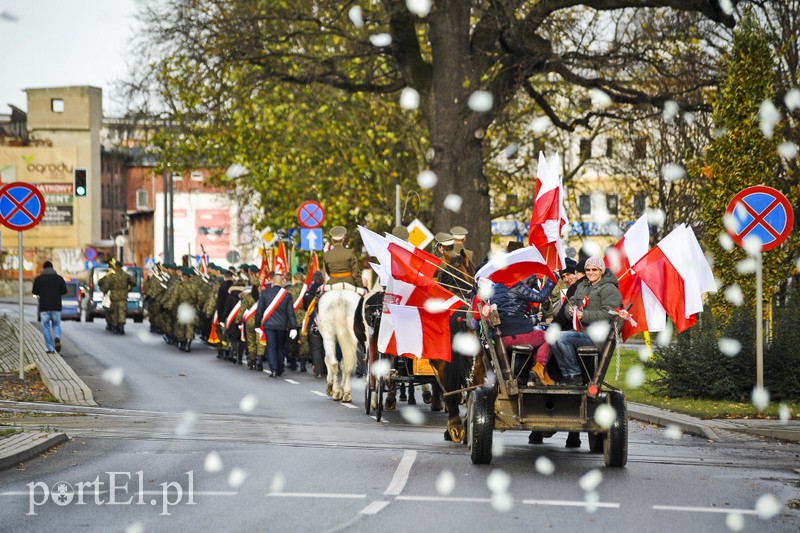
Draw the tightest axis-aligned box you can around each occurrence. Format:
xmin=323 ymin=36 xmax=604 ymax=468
xmin=558 ymin=375 xmax=583 ymax=386
xmin=529 ymin=431 xmax=544 ymax=444
xmin=256 ymin=364 xmax=264 ymax=372
xmin=269 ymin=371 xmax=276 ymax=378
xmin=565 ymin=432 xmax=582 ymax=448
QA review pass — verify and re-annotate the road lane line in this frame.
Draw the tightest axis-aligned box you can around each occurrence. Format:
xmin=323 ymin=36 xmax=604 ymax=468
xmin=359 ymin=500 xmax=390 ymax=515
xmin=383 ymin=449 xmax=417 ymax=496
xmin=523 ymin=499 xmax=620 ymax=508
xmin=341 ymin=403 xmax=359 ymax=409
xmin=311 ymin=390 xmax=328 ymax=397
xmin=652 ymin=505 xmax=758 ymax=515
xmin=370 ymin=416 xmax=389 ymax=424
xmin=267 ymin=492 xmax=366 ymax=499
xmin=284 ymin=379 xmax=300 ymax=385
xmin=396 ymin=495 xmax=491 ymax=503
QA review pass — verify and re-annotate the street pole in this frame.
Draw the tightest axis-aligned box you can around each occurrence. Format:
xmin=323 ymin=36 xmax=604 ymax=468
xmin=168 ymin=172 xmax=174 ymax=264
xmin=18 ymin=232 xmax=24 ymax=379
xmin=163 ymin=170 xmax=169 ymax=264
xmin=756 ymin=250 xmax=763 ymax=389
xmin=395 ymin=184 xmax=401 ymax=227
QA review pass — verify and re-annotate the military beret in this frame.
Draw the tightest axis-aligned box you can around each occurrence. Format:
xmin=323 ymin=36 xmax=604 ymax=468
xmin=435 ymin=232 xmax=455 ymax=246
xmin=249 ymin=265 xmax=259 ymax=273
xmin=450 ymin=226 xmax=468 ymax=239
xmin=180 ymin=267 xmax=194 ymax=276
xmin=391 ymin=226 xmax=410 ymax=240
xmin=330 ymin=226 xmax=347 ymax=239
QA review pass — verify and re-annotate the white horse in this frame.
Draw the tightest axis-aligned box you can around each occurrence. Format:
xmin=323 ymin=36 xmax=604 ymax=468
xmin=316 ymin=286 xmax=365 ymax=403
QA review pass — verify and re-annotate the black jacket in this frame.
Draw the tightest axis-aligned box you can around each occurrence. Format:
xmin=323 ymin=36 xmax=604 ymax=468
xmin=490 ymin=278 xmax=555 ymax=336
xmin=256 ymin=286 xmax=298 ymax=331
xmin=32 ymin=268 xmax=67 ymax=312
xmin=216 ymin=280 xmax=233 ymax=317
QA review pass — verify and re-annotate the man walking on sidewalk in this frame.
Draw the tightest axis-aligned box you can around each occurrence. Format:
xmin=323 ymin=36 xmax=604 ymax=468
xmin=32 ymin=260 xmax=67 ymax=354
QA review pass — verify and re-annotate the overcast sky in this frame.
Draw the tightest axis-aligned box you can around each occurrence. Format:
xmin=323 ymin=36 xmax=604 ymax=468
xmin=0 ymin=0 xmax=139 ymax=116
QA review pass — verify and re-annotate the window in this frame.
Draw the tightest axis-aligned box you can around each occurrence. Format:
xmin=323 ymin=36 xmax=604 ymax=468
xmin=578 ymin=194 xmax=591 ymax=215
xmin=172 ymin=173 xmax=183 ymax=181
xmin=605 ymin=138 xmax=614 ymax=158
xmin=136 ymin=189 xmax=148 ymax=210
xmin=634 ymin=137 xmax=647 ymax=159
xmin=190 ymin=171 xmax=203 ymax=181
xmin=633 ymin=194 xmax=647 ymax=216
xmin=51 ymin=99 xmax=64 ymax=113
xmin=606 ymin=194 xmax=619 ymax=215
xmin=580 ymin=139 xmax=592 ymax=160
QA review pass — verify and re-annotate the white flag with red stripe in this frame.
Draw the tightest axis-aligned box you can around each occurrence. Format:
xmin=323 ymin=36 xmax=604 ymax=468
xmin=475 ymin=245 xmax=556 ymax=287
xmin=225 ymin=301 xmax=241 ymax=329
xmin=528 ymin=152 xmax=568 ymax=270
xmin=632 ymin=224 xmax=716 ymax=333
xmin=385 ymin=304 xmax=452 ymax=361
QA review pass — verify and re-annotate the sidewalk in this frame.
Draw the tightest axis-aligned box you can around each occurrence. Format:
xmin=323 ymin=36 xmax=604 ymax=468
xmin=0 ymin=431 xmax=68 ymax=470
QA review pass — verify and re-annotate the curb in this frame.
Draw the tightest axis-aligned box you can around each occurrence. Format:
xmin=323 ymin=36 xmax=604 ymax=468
xmin=628 ymin=404 xmax=719 ymax=441
xmin=0 ymin=432 xmax=69 ymax=471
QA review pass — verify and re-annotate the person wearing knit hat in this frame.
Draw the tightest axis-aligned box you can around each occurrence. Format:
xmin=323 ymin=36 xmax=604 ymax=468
xmin=550 ymin=255 xmax=623 ymax=388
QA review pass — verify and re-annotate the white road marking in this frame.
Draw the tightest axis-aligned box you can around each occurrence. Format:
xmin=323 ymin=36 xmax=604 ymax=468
xmin=311 ymin=390 xmax=328 ymax=397
xmin=652 ymin=505 xmax=758 ymax=515
xmin=396 ymin=495 xmax=491 ymax=503
xmin=341 ymin=402 xmax=359 ymax=409
xmin=267 ymin=492 xmax=366 ymax=499
xmin=523 ymin=499 xmax=620 ymax=508
xmin=284 ymin=379 xmax=300 ymax=385
xmin=370 ymin=416 xmax=389 ymax=424
xmin=359 ymin=500 xmax=390 ymax=515
xmin=383 ymin=450 xmax=417 ymax=496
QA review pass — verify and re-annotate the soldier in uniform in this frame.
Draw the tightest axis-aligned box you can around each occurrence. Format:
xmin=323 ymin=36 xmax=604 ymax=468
xmin=450 ymin=226 xmax=476 ymax=276
xmin=167 ymin=267 xmax=203 ymax=352
xmin=238 ymin=282 xmax=262 ymax=370
xmin=286 ymin=271 xmax=309 ymax=371
xmin=303 ymin=270 xmax=326 ymax=377
xmin=215 ymin=269 xmax=234 ymax=358
xmin=323 ymin=226 xmax=361 ymax=286
xmin=98 ymin=258 xmax=134 ymax=334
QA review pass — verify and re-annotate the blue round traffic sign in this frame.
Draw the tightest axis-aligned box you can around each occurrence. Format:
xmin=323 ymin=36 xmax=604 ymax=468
xmin=84 ymin=247 xmax=98 ymax=262
xmin=725 ymin=186 xmax=793 ymax=252
xmin=297 ymin=201 xmax=326 ymax=229
xmin=0 ymin=182 xmax=46 ymax=231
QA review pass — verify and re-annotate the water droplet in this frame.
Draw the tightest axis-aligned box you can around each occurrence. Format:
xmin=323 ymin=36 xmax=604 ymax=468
xmin=638 ymin=346 xmax=651 ymax=363
xmin=725 ymin=512 xmax=745 ymax=531
xmin=468 ymin=91 xmax=494 ymax=112
xmin=443 ymin=194 xmax=463 ymax=212
xmin=400 ymin=405 xmax=426 ymax=425
xmin=662 ymin=100 xmax=679 ymax=122
xmin=545 ymin=323 xmax=562 ymax=345
xmin=758 ymin=100 xmax=780 ymax=138
xmin=452 ymin=332 xmax=480 ymax=356
xmin=778 ymin=404 xmax=791 ymax=424
xmin=683 ymin=112 xmax=696 ymax=125
xmin=423 ymin=298 xmax=450 ymax=313
xmin=492 ymin=434 xmax=505 ymax=457
xmin=177 ymin=303 xmax=196 ymax=325
xmin=204 ymin=451 xmax=223 ymax=472
xmin=656 ymin=325 xmax=673 ymax=347
xmin=125 ymin=522 xmax=145 ymax=533
xmin=645 ymin=208 xmax=666 ymax=228
xmin=785 ymin=88 xmax=800 ymax=111
xmin=416 ymin=170 xmax=437 ymax=189
xmin=625 ymin=365 xmax=646 ymax=388
xmin=778 ymin=142 xmax=798 ymax=159
xmin=587 ymin=322 xmax=610 ymax=344
xmin=228 ymin=468 xmax=247 ymax=488
xmin=102 ymin=367 xmax=125 ymax=386
xmin=491 ymin=492 xmax=514 ymax=512
xmin=435 ymin=469 xmax=456 ymax=495
xmin=400 ymin=87 xmax=420 ymax=110
xmin=718 ymin=232 xmax=735 ymax=252
xmin=531 ymin=116 xmax=551 ymax=133
xmin=477 ymin=281 xmax=494 ymax=301
xmin=503 ymin=142 xmax=519 ymax=158
xmin=371 ymin=358 xmax=391 ymax=378
xmin=270 ymin=472 xmax=286 ymax=493
xmin=664 ymin=424 xmax=682 ymax=441
xmin=239 ymin=394 xmax=257 ymax=413
xmin=735 ymin=258 xmax=757 ymax=274
xmin=370 ymin=33 xmax=392 ymax=47
xmin=755 ymin=493 xmax=782 ymax=520
xmin=486 ymin=469 xmax=511 ymax=493
xmin=584 ymin=490 xmax=600 ymax=513
xmin=719 ymin=0 xmax=734 ymax=15
xmin=751 ymin=386 xmax=770 ymax=412
xmin=405 ymin=0 xmax=431 ymax=16
xmin=589 ymin=88 xmax=612 ymax=109
xmin=225 ymin=163 xmax=248 ymax=179
xmin=579 ymin=469 xmax=603 ymax=491
xmin=662 ymin=163 xmax=686 ymax=182
xmin=580 ymin=239 xmax=602 ymax=258
xmin=175 ymin=411 xmax=197 ymax=436
xmin=742 ymin=235 xmax=763 ymax=256
xmin=535 ymin=456 xmax=555 ymax=475
xmin=348 ymin=6 xmax=364 ymax=28
xmin=718 ymin=338 xmax=742 ymax=357
xmin=722 ymin=213 xmax=740 ymax=235
xmin=594 ymin=404 xmax=616 ymax=430
xmin=606 ymin=248 xmax=622 ymax=275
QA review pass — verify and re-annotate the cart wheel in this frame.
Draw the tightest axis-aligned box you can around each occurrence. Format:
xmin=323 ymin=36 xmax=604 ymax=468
xmin=365 ymin=379 xmax=372 ymax=415
xmin=468 ymin=387 xmax=494 ymax=465
xmin=588 ymin=432 xmax=604 ymax=453
xmin=376 ymin=376 xmax=385 ymax=422
xmin=603 ymin=390 xmax=628 ymax=467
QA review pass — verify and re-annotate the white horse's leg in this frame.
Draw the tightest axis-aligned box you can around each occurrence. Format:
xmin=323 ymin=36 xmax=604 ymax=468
xmin=337 ymin=319 xmax=358 ymax=403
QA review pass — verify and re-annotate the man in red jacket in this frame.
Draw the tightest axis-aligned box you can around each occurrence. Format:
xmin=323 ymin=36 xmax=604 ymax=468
xmin=32 ymin=261 xmax=67 ymax=354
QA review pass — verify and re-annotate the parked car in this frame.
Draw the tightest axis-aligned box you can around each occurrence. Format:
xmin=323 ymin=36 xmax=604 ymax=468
xmin=85 ymin=264 xmax=144 ymax=323
xmin=35 ymin=277 xmax=83 ymax=322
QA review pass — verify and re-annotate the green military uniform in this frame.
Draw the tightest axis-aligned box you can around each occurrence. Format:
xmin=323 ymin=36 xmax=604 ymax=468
xmin=286 ymin=279 xmax=309 ymax=370
xmin=450 ymin=226 xmax=475 ymax=271
xmin=323 ymin=226 xmax=361 ymax=286
xmin=98 ymin=262 xmax=134 ymax=334
xmin=166 ymin=268 xmax=203 ymax=351
xmin=156 ymin=266 xmax=178 ymax=343
xmin=237 ymin=287 xmax=262 ymax=368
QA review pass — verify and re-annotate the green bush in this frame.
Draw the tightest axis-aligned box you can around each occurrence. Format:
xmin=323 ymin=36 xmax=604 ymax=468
xmin=764 ymin=285 xmax=800 ymax=401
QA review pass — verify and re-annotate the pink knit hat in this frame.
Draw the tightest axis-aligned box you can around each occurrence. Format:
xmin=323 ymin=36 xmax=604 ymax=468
xmin=584 ymin=255 xmax=606 ymax=273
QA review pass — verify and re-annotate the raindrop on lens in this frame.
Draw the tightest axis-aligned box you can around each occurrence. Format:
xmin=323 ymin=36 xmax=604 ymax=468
xmin=579 ymin=469 xmax=603 ymax=491
xmin=435 ymin=470 xmax=456 ymax=495
xmin=718 ymin=232 xmax=735 ymax=252
xmin=125 ymin=523 xmax=145 ymax=533
xmin=492 ymin=434 xmax=505 ymax=457
xmin=348 ymin=6 xmax=364 ymax=28
xmin=589 ymin=88 xmax=611 ymax=109
xmin=580 ymin=239 xmax=602 ymax=258
xmin=638 ymin=346 xmax=651 ymax=363
xmin=664 ymin=424 xmax=682 ymax=441
xmin=452 ymin=333 xmax=480 ymax=356
xmin=503 ymin=142 xmax=519 ymax=158
xmin=725 ymin=512 xmax=745 ymax=531
xmin=645 ymin=208 xmax=666 ymax=228
xmin=468 ymin=91 xmax=494 ymax=112
xmin=204 ymin=451 xmax=223 ymax=472
xmin=444 ymin=194 xmax=463 ymax=212
xmin=719 ymin=0 xmax=734 ymax=15
xmin=400 ymin=405 xmax=426 ymax=425
xmin=683 ymin=112 xmax=696 ymax=125
xmin=778 ymin=404 xmax=790 ymax=423
xmin=400 ymin=88 xmax=420 ymax=110
xmin=656 ymin=325 xmax=673 ymax=347
xmin=584 ymin=490 xmax=600 ymax=513
xmin=587 ymin=322 xmax=610 ymax=344
xmin=625 ymin=365 xmax=645 ymax=388
xmin=531 ymin=116 xmax=551 ymax=133
xmin=758 ymin=100 xmax=780 ymax=138
xmin=239 ymin=394 xmax=258 ymax=413
xmin=662 ymin=163 xmax=686 ymax=182
xmin=225 ymin=163 xmax=248 ymax=179
xmin=718 ymin=338 xmax=741 ymax=357
xmin=177 ymin=303 xmax=196 ymax=325
xmin=535 ymin=456 xmax=555 ymax=475
xmin=371 ymin=358 xmax=391 ymax=378
xmin=228 ymin=468 xmax=247 ymax=488
xmin=175 ymin=411 xmax=197 ymax=436
xmin=785 ymin=88 xmax=800 ymax=111
xmin=491 ymin=492 xmax=514 ymax=512
xmin=102 ymin=367 xmax=125 ymax=386
xmin=742 ymin=236 xmax=763 ymax=256
xmin=370 ymin=33 xmax=392 ymax=47
xmin=405 ymin=0 xmax=431 ymax=16
xmin=755 ymin=494 xmax=782 ymax=520
xmin=416 ymin=170 xmax=437 ymax=189
xmin=751 ymin=386 xmax=770 ymax=412
xmin=778 ymin=142 xmax=798 ymax=159
xmin=423 ymin=298 xmax=449 ymax=313
xmin=662 ymin=100 xmax=679 ymax=122
xmin=594 ymin=405 xmax=616 ymax=430
xmin=270 ymin=472 xmax=286 ymax=493
xmin=545 ymin=323 xmax=562 ymax=345
xmin=735 ymin=258 xmax=757 ymax=274
xmin=486 ymin=469 xmax=511 ymax=493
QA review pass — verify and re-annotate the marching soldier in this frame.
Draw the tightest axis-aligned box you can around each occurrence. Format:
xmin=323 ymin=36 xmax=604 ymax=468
xmin=323 ymin=226 xmax=361 ymax=286
xmin=286 ymin=271 xmax=309 ymax=371
xmin=238 ymin=282 xmax=262 ymax=369
xmin=98 ymin=258 xmax=134 ymax=335
xmin=215 ymin=269 xmax=235 ymax=359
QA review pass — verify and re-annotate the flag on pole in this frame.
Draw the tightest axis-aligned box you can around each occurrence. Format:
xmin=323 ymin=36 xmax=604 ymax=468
xmin=305 ymin=252 xmax=319 ymax=285
xmin=258 ymin=248 xmax=271 ymax=289
xmin=474 ymin=245 xmax=556 ymax=286
xmin=274 ymin=242 xmax=288 ymax=275
xmin=208 ymin=311 xmax=220 ymax=344
xmin=528 ymin=152 xmax=568 ymax=270
xmin=199 ymin=244 xmax=209 ymax=275
xmin=385 ymin=304 xmax=453 ymax=361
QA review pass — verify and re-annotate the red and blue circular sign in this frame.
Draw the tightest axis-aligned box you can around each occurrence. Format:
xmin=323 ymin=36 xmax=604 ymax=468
xmin=725 ymin=186 xmax=793 ymax=252
xmin=297 ymin=200 xmax=326 ymax=229
xmin=0 ymin=182 xmax=46 ymax=231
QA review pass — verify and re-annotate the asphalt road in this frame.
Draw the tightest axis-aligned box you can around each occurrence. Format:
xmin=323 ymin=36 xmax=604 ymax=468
xmin=1 ymin=304 xmax=799 ymax=532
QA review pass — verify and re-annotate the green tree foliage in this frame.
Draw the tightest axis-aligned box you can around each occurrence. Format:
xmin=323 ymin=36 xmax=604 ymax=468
xmin=697 ymin=14 xmax=796 ymax=319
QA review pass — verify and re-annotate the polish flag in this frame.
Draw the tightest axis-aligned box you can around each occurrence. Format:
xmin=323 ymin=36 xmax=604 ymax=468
xmin=385 ymin=304 xmax=452 ymax=361
xmin=258 ymin=248 xmax=271 ymax=289
xmin=475 ymin=245 xmax=556 ymax=287
xmin=528 ymin=152 xmax=568 ymax=270
xmin=225 ymin=301 xmax=241 ymax=329
xmin=305 ymin=253 xmax=320 ymax=285
xmin=273 ymin=242 xmax=288 ymax=275
xmin=607 ymin=213 xmax=667 ymax=340
xmin=632 ymin=224 xmax=716 ymax=332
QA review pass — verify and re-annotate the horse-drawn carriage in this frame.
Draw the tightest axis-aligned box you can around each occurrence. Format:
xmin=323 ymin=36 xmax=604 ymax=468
xmin=466 ymin=309 xmax=629 ymax=467
xmin=364 ymin=352 xmax=438 ymax=422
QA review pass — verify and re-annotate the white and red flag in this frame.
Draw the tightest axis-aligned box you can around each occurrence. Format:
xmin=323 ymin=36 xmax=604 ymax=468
xmin=273 ymin=242 xmax=288 ymax=276
xmin=528 ymin=152 xmax=569 ymax=270
xmin=258 ymin=248 xmax=271 ymax=289
xmin=573 ymin=296 xmax=589 ymax=331
xmin=225 ymin=301 xmax=241 ymax=329
xmin=606 ymin=213 xmax=666 ymax=340
xmin=474 ymin=245 xmax=556 ymax=287
xmin=632 ymin=224 xmax=716 ymax=333
xmin=385 ymin=304 xmax=452 ymax=361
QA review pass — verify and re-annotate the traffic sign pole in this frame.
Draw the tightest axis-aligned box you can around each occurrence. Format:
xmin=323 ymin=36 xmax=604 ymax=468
xmin=18 ymin=232 xmax=24 ymax=379
xmin=756 ymin=251 xmax=763 ymax=389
